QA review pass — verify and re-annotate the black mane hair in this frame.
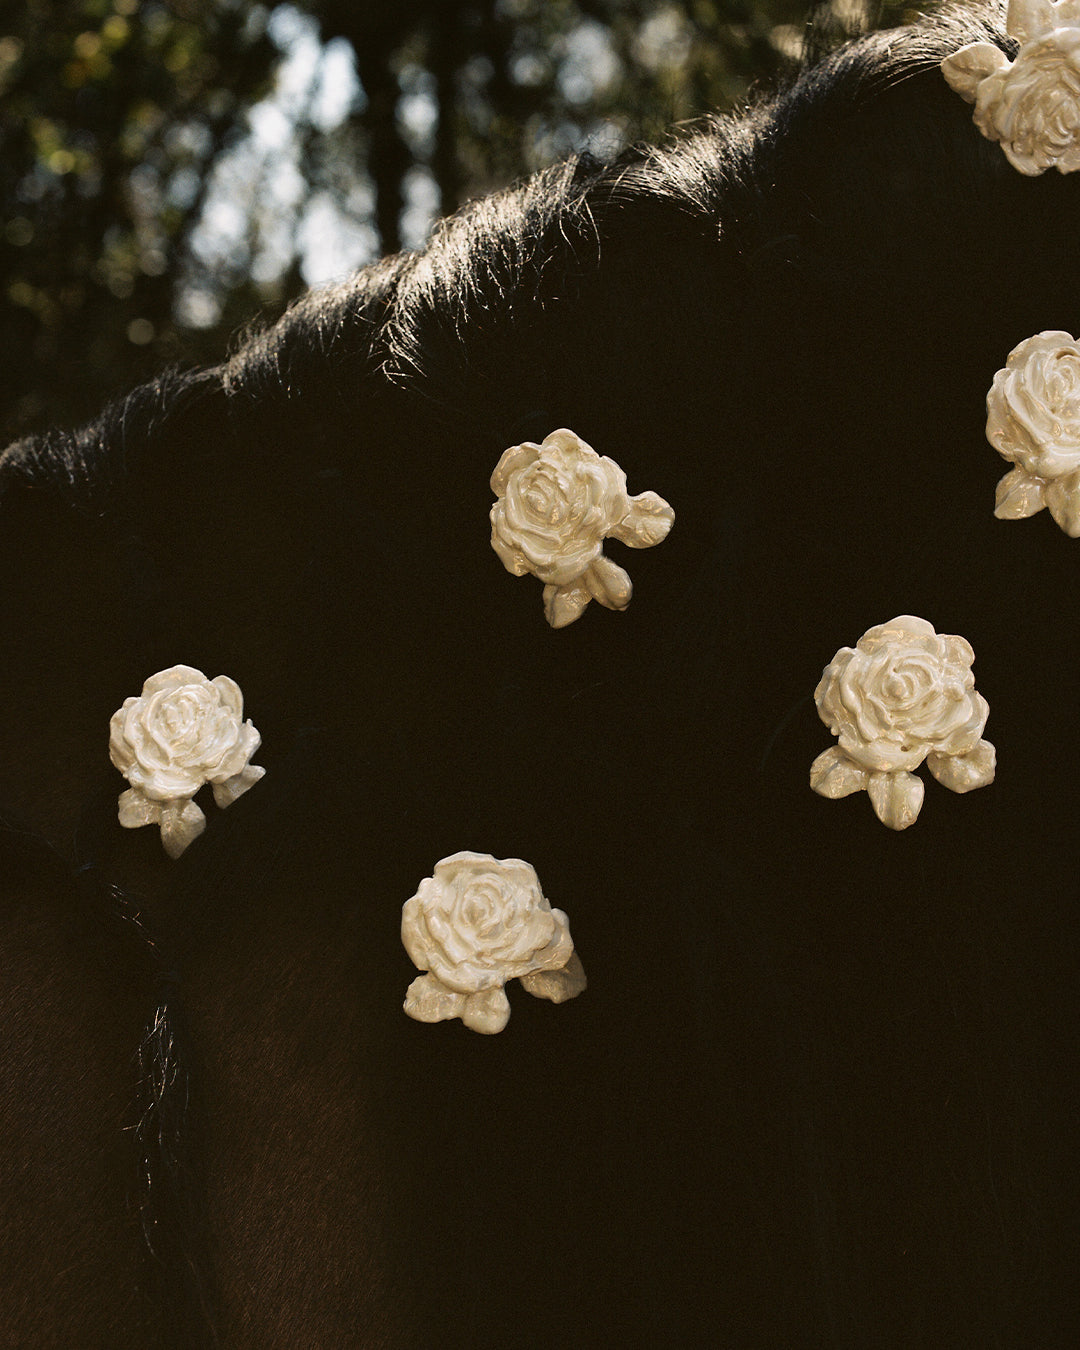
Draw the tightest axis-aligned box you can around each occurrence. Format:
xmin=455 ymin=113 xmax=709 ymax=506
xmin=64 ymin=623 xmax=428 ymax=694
xmin=1 ymin=4 xmax=1076 ymax=1345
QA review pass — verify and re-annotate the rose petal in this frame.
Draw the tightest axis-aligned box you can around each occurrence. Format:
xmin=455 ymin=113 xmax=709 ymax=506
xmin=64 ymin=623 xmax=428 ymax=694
xmin=141 ymin=665 xmax=207 ymax=697
xmin=543 ymin=579 xmax=591 ymax=629
xmin=520 ymin=950 xmax=587 ymax=1004
xmin=809 ymin=747 xmax=869 ymax=799
xmin=422 ymin=907 xmax=480 ymax=977
xmin=460 ymin=986 xmax=511 ymax=1035
xmin=490 ymin=442 xmax=540 ymax=495
xmin=489 ymin=510 xmax=531 ymax=576
xmin=433 ymin=851 xmax=498 ymax=883
xmin=210 ymin=674 xmax=244 ymax=717
xmin=872 ymin=615 xmax=937 ymax=642
xmin=994 ymin=465 xmax=1047 ymax=519
xmin=529 ymin=906 xmax=574 ymax=974
xmin=403 ymin=974 xmax=466 ymax=1024
xmin=867 ymin=770 xmax=925 ymax=831
xmin=1006 ymin=0 xmax=1057 ymax=43
xmin=400 ymin=892 xmax=433 ymax=971
xmin=541 ymin=428 xmax=594 ymax=458
xmin=212 ymin=719 xmax=262 ymax=781
xmin=927 ymin=739 xmax=997 ymax=793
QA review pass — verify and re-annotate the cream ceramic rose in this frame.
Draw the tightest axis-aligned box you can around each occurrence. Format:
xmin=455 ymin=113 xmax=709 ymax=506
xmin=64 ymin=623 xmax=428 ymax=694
xmin=402 ymin=851 xmax=586 ymax=1034
xmin=942 ymin=0 xmax=1080 ymax=175
xmin=986 ymin=330 xmax=1080 ymax=535
xmin=811 ymin=617 xmax=995 ymax=830
xmin=490 ymin=428 xmax=674 ymax=628
xmin=109 ymin=665 xmax=265 ymax=858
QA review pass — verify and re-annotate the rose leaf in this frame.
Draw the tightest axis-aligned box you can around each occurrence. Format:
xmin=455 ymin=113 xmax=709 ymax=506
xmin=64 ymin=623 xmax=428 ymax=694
xmin=940 ymin=43 xmax=1009 ymax=103
xmin=117 ymin=787 xmax=161 ymax=829
xmin=994 ymin=467 xmax=1046 ymax=519
xmin=520 ymin=950 xmax=588 ymax=1004
xmin=867 ymin=770 xmax=924 ymax=830
xmin=461 ymin=986 xmax=511 ymax=1034
xmin=213 ymin=762 xmax=266 ymax=809
xmin=403 ymin=974 xmax=466 ymax=1024
xmin=160 ymin=797 xmax=207 ymax=859
xmin=1044 ymin=474 xmax=1080 ymax=536
xmin=927 ymin=739 xmax=996 ymax=793
xmin=610 ymin=490 xmax=675 ymax=548
xmin=543 ymin=579 xmax=591 ymax=628
xmin=810 ymin=747 xmax=869 ymax=798
xmin=583 ymin=555 xmax=633 ymax=610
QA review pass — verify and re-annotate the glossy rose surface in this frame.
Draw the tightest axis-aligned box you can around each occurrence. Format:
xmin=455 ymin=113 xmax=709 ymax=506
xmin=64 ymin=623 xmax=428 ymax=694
xmin=490 ymin=428 xmax=631 ymax=586
xmin=401 ymin=852 xmax=574 ymax=995
xmin=109 ymin=664 xmax=262 ymax=802
xmin=815 ymin=617 xmax=989 ymax=774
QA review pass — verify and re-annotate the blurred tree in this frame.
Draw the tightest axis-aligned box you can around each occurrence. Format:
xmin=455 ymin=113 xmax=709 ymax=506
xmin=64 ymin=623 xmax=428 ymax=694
xmin=308 ymin=0 xmax=814 ymax=246
xmin=0 ymin=0 xmax=910 ymax=441
xmin=0 ymin=0 xmax=279 ymax=437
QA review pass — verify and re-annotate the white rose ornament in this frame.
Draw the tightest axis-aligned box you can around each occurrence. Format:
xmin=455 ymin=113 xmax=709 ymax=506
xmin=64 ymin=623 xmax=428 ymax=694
xmin=986 ymin=330 xmax=1080 ymax=535
xmin=109 ymin=665 xmax=266 ymax=858
xmin=811 ymin=617 xmax=995 ymax=831
xmin=942 ymin=0 xmax=1080 ymax=174
xmin=490 ymin=427 xmax=674 ymax=628
xmin=402 ymin=852 xmax=587 ymax=1034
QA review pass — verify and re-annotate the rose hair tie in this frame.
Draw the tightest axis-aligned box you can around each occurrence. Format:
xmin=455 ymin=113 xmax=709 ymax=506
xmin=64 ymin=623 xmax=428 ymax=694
xmin=942 ymin=0 xmax=1080 ymax=175
xmin=109 ymin=665 xmax=265 ymax=858
xmin=401 ymin=851 xmax=587 ymax=1034
xmin=810 ymin=616 xmax=996 ymax=830
xmin=985 ymin=330 xmax=1080 ymax=534
xmin=489 ymin=427 xmax=674 ymax=628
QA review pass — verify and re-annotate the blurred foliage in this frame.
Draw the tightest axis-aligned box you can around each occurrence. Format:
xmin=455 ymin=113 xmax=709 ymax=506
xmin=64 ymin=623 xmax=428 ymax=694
xmin=1 ymin=0 xmax=277 ymax=436
xmin=0 ymin=0 xmax=913 ymax=440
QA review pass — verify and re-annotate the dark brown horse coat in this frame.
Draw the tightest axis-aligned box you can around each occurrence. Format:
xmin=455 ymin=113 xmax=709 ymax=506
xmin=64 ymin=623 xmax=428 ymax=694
xmin=1 ymin=5 xmax=1076 ymax=1345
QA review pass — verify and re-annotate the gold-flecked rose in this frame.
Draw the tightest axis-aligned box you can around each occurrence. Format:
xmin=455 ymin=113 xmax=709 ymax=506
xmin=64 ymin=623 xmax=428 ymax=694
xmin=811 ymin=617 xmax=995 ymax=830
xmin=109 ymin=665 xmax=265 ymax=858
xmin=986 ymin=330 xmax=1080 ymax=535
xmin=401 ymin=852 xmax=585 ymax=1034
xmin=942 ymin=2 xmax=1080 ymax=175
xmin=978 ymin=28 xmax=1080 ymax=174
xmin=490 ymin=428 xmax=674 ymax=628
xmin=491 ymin=429 xmax=629 ymax=585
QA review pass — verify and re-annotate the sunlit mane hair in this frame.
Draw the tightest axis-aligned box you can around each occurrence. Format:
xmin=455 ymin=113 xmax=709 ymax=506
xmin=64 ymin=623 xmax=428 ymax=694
xmin=0 ymin=3 xmax=1014 ymax=517
xmin=1 ymin=4 xmax=1074 ymax=1345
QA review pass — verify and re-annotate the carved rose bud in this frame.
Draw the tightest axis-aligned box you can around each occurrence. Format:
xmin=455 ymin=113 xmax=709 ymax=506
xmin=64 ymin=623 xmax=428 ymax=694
xmin=109 ymin=665 xmax=265 ymax=858
xmin=811 ymin=617 xmax=995 ymax=830
xmin=986 ymin=330 xmax=1080 ymax=535
xmin=942 ymin=0 xmax=1080 ymax=175
xmin=490 ymin=427 xmax=674 ymax=628
xmin=402 ymin=851 xmax=586 ymax=1034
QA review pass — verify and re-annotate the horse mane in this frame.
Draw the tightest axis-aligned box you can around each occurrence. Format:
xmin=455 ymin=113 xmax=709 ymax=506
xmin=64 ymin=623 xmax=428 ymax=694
xmin=0 ymin=4 xmax=1009 ymax=507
